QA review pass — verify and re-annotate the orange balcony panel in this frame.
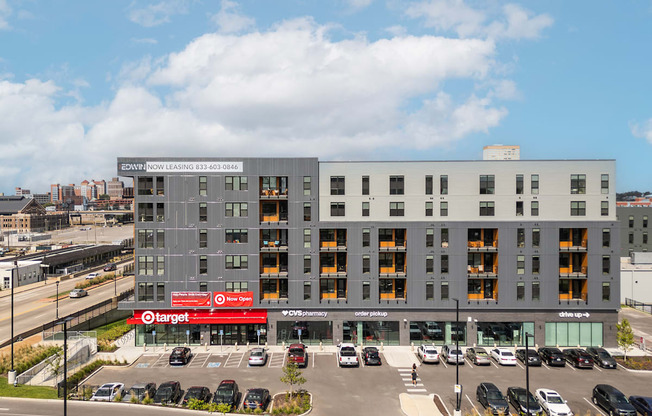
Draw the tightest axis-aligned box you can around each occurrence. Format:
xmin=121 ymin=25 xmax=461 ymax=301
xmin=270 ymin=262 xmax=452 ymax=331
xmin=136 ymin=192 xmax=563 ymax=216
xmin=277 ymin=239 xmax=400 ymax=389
xmin=321 ymin=266 xmax=337 ymax=274
xmin=321 ymin=292 xmax=337 ymax=299
xmin=560 ymin=241 xmax=572 ymax=248
xmin=263 ymin=267 xmax=279 ymax=274
xmin=468 ymin=293 xmax=484 ymax=300
xmin=263 ymin=214 xmax=280 ymax=222
xmin=321 ymin=241 xmax=337 ymax=248
xmin=380 ymin=241 xmax=396 ymax=248
xmin=262 ymin=293 xmax=279 ymax=300
xmin=559 ymin=293 xmax=572 ymax=300
xmin=380 ymin=266 xmax=396 ymax=274
xmin=559 ymin=267 xmax=571 ymax=274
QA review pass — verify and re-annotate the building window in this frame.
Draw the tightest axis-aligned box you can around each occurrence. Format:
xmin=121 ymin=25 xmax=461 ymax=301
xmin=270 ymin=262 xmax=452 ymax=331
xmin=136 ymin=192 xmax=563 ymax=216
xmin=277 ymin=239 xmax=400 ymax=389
xmin=304 ymin=202 xmax=311 ymax=221
xmin=362 ymin=228 xmax=370 ymax=247
xmin=362 ymin=281 xmax=370 ymax=300
xmin=570 ymin=201 xmax=586 ymax=216
xmin=199 ymin=176 xmax=207 ymax=196
xmin=517 ymin=255 xmax=525 ymax=274
xmin=390 ymin=202 xmax=405 ymax=216
xmin=362 ymin=176 xmax=369 ymax=195
xmin=426 ymin=255 xmax=434 ymax=274
xmin=601 ymin=201 xmax=608 ymax=216
xmin=389 ymin=176 xmax=404 ymax=195
xmin=199 ymin=255 xmax=208 ymax=274
xmin=517 ymin=229 xmax=525 ymax=248
xmin=303 ymin=176 xmax=311 ymax=196
xmin=440 ymin=175 xmax=448 ymax=195
xmin=425 ymin=175 xmax=433 ymax=195
xmin=531 ymin=201 xmax=539 ymax=216
xmin=532 ymin=282 xmax=540 ymax=301
xmin=426 ymin=229 xmax=434 ymax=247
xmin=304 ymin=229 xmax=311 ymax=248
xmin=468 ymin=279 xmax=482 ymax=295
xmin=602 ymin=256 xmax=610 ymax=274
xmin=362 ymin=202 xmax=370 ymax=217
xmin=440 ymin=201 xmax=448 ymax=217
xmin=225 ymin=229 xmax=247 ymax=243
xmin=601 ymin=174 xmax=609 ymax=194
xmin=629 ymin=233 xmax=634 ymax=244
xmin=479 ymin=175 xmax=495 ymax=194
xmin=330 ymin=176 xmax=345 ymax=195
xmin=226 ymin=282 xmax=248 ymax=292
xmin=644 ymin=232 xmax=648 ymax=244
xmin=225 ymin=255 xmax=248 ymax=269
xmin=156 ymin=229 xmax=165 ymax=248
xmin=138 ymin=203 xmax=154 ymax=222
xmin=517 ymin=282 xmax=525 ymax=300
xmin=441 ymin=255 xmax=449 ymax=274
xmin=479 ymin=201 xmax=495 ymax=216
xmin=303 ymin=255 xmax=311 ymax=274
xmin=426 ymin=282 xmax=434 ymax=300
xmin=602 ymin=229 xmax=610 ymax=248
xmin=156 ymin=283 xmax=165 ymax=301
xmin=156 ymin=203 xmax=165 ymax=222
xmin=225 ymin=176 xmax=248 ymax=191
xmin=199 ymin=203 xmax=207 ymax=222
xmin=363 ymin=255 xmax=370 ymax=273
xmin=602 ymin=282 xmax=610 ymax=301
xmin=629 ymin=216 xmax=635 ymax=228
xmin=532 ymin=228 xmax=540 ymax=248
xmin=138 ymin=282 xmax=154 ymax=301
xmin=570 ymin=174 xmax=586 ymax=194
xmin=138 ymin=229 xmax=154 ymax=249
xmin=531 ymin=174 xmax=539 ymax=195
xmin=197 ymin=229 xmax=208 ymax=248
xmin=516 ymin=201 xmax=524 ymax=216
xmin=304 ymin=282 xmax=311 ymax=300
xmin=425 ymin=202 xmax=433 ymax=216
xmin=138 ymin=256 xmax=154 ymax=275
xmin=225 ymin=202 xmax=248 ymax=217
xmin=157 ymin=256 xmax=165 ymax=276
xmin=532 ymin=256 xmax=540 ymax=274
xmin=138 ymin=177 xmax=154 ymax=196
xmin=199 ymin=282 xmax=208 ymax=292
xmin=644 ymin=216 xmax=648 ymax=228
xmin=331 ymin=202 xmax=345 ymax=217
xmin=441 ymin=281 xmax=449 ymax=300
xmin=516 ymin=174 xmax=524 ymax=194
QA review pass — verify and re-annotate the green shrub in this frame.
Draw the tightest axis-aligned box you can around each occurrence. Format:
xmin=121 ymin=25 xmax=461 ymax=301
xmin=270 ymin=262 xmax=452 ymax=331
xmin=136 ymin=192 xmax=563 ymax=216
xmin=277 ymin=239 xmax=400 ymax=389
xmin=0 ymin=345 xmax=62 ymax=376
xmin=187 ymin=398 xmax=208 ymax=410
xmin=215 ymin=402 xmax=231 ymax=413
xmin=67 ymin=359 xmax=123 ymax=388
xmin=142 ymin=396 xmax=153 ymax=405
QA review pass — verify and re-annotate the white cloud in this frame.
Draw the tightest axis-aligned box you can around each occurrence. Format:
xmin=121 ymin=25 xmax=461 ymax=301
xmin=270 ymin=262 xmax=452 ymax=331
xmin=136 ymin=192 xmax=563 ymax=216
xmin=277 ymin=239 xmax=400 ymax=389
xmin=128 ymin=0 xmax=190 ymax=27
xmin=631 ymin=119 xmax=652 ymax=144
xmin=0 ymin=0 xmax=12 ymax=30
xmin=345 ymin=0 xmax=373 ymax=11
xmin=131 ymin=37 xmax=158 ymax=45
xmin=385 ymin=25 xmax=408 ymax=37
xmin=210 ymin=0 xmax=255 ymax=34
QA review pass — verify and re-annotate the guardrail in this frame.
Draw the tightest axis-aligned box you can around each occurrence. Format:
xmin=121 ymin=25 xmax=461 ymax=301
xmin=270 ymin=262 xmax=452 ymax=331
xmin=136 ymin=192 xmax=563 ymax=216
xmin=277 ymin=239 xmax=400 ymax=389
xmin=625 ymin=298 xmax=652 ymax=314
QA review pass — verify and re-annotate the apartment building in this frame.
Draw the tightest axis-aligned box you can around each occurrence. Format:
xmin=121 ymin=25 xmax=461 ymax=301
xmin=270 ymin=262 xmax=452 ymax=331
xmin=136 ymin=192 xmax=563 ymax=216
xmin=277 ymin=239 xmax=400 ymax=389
xmin=118 ymin=157 xmax=619 ymax=348
xmin=617 ymin=206 xmax=652 ymax=257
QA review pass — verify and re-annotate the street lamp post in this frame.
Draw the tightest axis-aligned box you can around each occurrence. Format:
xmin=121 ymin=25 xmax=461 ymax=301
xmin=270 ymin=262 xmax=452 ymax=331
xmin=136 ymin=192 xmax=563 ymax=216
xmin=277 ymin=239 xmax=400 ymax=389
xmin=8 ymin=260 xmax=17 ymax=386
xmin=56 ymin=317 xmax=73 ymax=416
xmin=525 ymin=332 xmax=534 ymax=416
xmin=114 ymin=272 xmax=117 ymax=296
xmin=56 ymin=281 xmax=60 ymax=319
xmin=452 ymin=298 xmax=461 ymax=416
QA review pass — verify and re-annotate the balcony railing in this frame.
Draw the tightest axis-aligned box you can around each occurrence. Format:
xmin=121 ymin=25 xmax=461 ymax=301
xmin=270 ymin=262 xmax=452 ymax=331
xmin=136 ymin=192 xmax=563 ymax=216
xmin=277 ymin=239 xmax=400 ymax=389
xmin=467 ymin=240 xmax=498 ymax=251
xmin=260 ymin=240 xmax=289 ymax=251
xmin=260 ymin=212 xmax=289 ymax=223
xmin=260 ymin=188 xmax=288 ymax=199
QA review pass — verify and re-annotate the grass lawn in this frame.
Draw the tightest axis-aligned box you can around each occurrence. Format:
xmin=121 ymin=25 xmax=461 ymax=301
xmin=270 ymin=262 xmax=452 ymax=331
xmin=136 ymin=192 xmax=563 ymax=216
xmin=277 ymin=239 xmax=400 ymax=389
xmin=47 ymin=291 xmax=72 ymax=299
xmin=0 ymin=376 xmax=58 ymax=399
xmin=94 ymin=318 xmax=129 ymax=338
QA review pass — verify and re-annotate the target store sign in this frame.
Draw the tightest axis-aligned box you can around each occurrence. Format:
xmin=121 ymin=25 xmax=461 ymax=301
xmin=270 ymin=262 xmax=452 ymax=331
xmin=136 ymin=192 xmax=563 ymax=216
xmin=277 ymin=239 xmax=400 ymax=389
xmin=213 ymin=291 xmax=254 ymax=307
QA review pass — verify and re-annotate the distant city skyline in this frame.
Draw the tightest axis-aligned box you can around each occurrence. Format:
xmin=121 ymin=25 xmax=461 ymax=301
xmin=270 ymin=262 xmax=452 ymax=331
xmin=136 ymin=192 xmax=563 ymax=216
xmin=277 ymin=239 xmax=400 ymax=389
xmin=1 ymin=1 xmax=651 ymax=194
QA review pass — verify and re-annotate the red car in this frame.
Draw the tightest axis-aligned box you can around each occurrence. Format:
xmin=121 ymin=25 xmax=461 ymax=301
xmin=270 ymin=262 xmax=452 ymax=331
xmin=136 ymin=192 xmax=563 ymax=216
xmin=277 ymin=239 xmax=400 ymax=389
xmin=287 ymin=343 xmax=308 ymax=368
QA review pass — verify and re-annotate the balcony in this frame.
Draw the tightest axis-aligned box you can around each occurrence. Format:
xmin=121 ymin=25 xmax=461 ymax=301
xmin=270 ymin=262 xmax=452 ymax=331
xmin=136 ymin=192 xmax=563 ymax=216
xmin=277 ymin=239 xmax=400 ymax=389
xmin=260 ymin=278 xmax=288 ymax=300
xmin=379 ymin=278 xmax=406 ymax=301
xmin=259 ymin=176 xmax=288 ymax=199
xmin=558 ymin=266 xmax=587 ymax=277
xmin=559 ymin=252 xmax=587 ymax=277
xmin=260 ymin=229 xmax=289 ymax=252
xmin=379 ymin=228 xmax=406 ymax=251
xmin=320 ymin=278 xmax=347 ymax=302
xmin=468 ymin=279 xmax=498 ymax=302
xmin=260 ymin=201 xmax=288 ymax=224
xmin=260 ymin=253 xmax=288 ymax=277
xmin=559 ymin=228 xmax=588 ymax=251
xmin=467 ymin=265 xmax=498 ymax=277
xmin=559 ymin=279 xmax=588 ymax=303
xmin=320 ymin=229 xmax=347 ymax=251
xmin=319 ymin=252 xmax=347 ymax=276
xmin=468 ymin=228 xmax=498 ymax=251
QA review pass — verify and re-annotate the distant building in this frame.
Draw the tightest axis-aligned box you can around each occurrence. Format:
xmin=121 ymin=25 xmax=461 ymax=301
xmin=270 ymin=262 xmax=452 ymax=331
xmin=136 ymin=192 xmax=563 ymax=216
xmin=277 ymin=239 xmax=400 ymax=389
xmin=617 ymin=206 xmax=652 ymax=257
xmin=15 ymin=187 xmax=31 ymax=196
xmin=27 ymin=193 xmax=51 ymax=205
xmin=0 ymin=260 xmax=45 ymax=289
xmin=621 ymin=253 xmax=652 ymax=304
xmin=107 ymin=177 xmax=125 ymax=199
xmin=483 ymin=145 xmax=520 ymax=160
xmin=0 ymin=196 xmax=69 ymax=232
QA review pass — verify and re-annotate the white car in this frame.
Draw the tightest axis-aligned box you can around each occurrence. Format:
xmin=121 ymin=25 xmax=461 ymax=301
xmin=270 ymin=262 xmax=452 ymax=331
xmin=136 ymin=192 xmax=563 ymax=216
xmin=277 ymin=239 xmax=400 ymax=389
xmin=248 ymin=348 xmax=268 ymax=366
xmin=417 ymin=345 xmax=440 ymax=363
xmin=535 ymin=389 xmax=573 ymax=416
xmin=337 ymin=343 xmax=359 ymax=367
xmin=86 ymin=272 xmax=101 ymax=280
xmin=90 ymin=382 xmax=125 ymax=401
xmin=490 ymin=348 xmax=517 ymax=365
xmin=69 ymin=289 xmax=88 ymax=298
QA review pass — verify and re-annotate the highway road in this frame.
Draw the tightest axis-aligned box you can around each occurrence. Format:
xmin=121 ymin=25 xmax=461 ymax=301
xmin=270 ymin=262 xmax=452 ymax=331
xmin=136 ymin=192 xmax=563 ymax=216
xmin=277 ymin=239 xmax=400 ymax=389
xmin=0 ymin=273 xmax=134 ymax=346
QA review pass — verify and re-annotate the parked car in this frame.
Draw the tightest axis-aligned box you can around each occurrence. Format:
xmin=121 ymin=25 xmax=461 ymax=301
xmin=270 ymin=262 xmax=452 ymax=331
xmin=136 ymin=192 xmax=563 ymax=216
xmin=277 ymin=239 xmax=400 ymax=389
xmin=85 ymin=272 xmax=101 ymax=280
xmin=363 ymin=346 xmax=382 ymax=365
xmin=563 ymin=348 xmax=593 ymax=369
xmin=122 ymin=382 xmax=156 ymax=403
xmin=90 ymin=382 xmax=124 ymax=401
xmin=507 ymin=386 xmax=543 ymax=416
xmin=213 ymin=380 xmax=240 ymax=409
xmin=592 ymin=385 xmax=637 ymax=416
xmin=69 ymin=288 xmax=88 ymax=298
xmin=491 ymin=348 xmax=517 ymax=366
xmin=287 ymin=343 xmax=308 ymax=368
xmin=103 ymin=263 xmax=117 ymax=272
xmin=153 ymin=381 xmax=182 ymax=404
xmin=538 ymin=347 xmax=566 ymax=367
xmin=248 ymin=348 xmax=268 ymax=366
xmin=242 ymin=388 xmax=271 ymax=411
xmin=476 ymin=382 xmax=509 ymax=415
xmin=535 ymin=389 xmax=573 ymax=416
xmin=417 ymin=345 xmax=439 ymax=364
xmin=441 ymin=344 xmax=464 ymax=365
xmin=629 ymin=396 xmax=652 ymax=416
xmin=182 ymin=386 xmax=211 ymax=405
xmin=585 ymin=347 xmax=617 ymax=369
xmin=169 ymin=346 xmax=192 ymax=365
xmin=467 ymin=347 xmax=491 ymax=366
xmin=516 ymin=348 xmax=542 ymax=367
xmin=337 ymin=343 xmax=359 ymax=367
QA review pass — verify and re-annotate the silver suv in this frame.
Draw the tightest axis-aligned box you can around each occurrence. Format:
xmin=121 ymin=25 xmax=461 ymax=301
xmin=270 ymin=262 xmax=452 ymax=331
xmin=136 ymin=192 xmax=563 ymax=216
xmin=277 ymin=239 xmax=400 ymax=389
xmin=441 ymin=344 xmax=465 ymax=365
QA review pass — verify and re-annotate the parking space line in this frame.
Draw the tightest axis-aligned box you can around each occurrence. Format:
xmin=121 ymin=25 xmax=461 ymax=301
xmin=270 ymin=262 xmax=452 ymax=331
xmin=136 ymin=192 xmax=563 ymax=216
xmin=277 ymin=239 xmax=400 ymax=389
xmin=441 ymin=360 xmax=448 ymax=369
xmin=542 ymin=362 xmax=551 ymax=370
xmin=491 ymin=360 xmax=499 ymax=369
xmin=516 ymin=361 xmax=524 ymax=369
xmin=202 ymin=354 xmax=211 ymax=367
xmin=465 ymin=358 xmax=474 ymax=367
xmin=466 ymin=394 xmax=480 ymax=415
xmin=568 ymin=363 xmax=577 ymax=371
xmin=583 ymin=397 xmax=606 ymax=416
xmin=594 ymin=365 xmax=603 ymax=372
xmin=407 ymin=389 xmax=427 ymax=393
xmin=312 ymin=352 xmax=315 ymax=368
xmin=359 ymin=353 xmax=365 ymax=368
xmin=237 ymin=352 xmax=245 ymax=368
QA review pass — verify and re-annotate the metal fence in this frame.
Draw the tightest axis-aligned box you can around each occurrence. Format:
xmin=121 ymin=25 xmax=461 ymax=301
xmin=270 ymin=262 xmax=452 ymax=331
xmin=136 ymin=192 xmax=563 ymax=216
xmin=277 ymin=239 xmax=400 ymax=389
xmin=625 ymin=298 xmax=652 ymax=314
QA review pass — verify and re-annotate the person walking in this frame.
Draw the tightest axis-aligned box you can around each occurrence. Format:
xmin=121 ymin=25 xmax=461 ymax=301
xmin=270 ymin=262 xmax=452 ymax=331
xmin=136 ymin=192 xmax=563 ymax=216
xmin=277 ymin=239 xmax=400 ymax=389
xmin=411 ymin=364 xmax=418 ymax=386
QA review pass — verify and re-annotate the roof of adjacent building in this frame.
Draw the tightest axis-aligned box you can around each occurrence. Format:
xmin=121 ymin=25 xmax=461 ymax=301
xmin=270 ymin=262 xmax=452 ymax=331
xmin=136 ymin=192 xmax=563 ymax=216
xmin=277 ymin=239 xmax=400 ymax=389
xmin=0 ymin=196 xmax=33 ymax=215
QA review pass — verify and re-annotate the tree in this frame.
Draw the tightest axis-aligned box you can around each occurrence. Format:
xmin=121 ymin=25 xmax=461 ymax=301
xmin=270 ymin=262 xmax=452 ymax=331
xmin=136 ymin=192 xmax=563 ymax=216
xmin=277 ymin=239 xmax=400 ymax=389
xmin=49 ymin=350 xmax=63 ymax=384
xmin=617 ymin=318 xmax=636 ymax=361
xmin=280 ymin=361 xmax=306 ymax=397
xmin=99 ymin=194 xmax=110 ymax=200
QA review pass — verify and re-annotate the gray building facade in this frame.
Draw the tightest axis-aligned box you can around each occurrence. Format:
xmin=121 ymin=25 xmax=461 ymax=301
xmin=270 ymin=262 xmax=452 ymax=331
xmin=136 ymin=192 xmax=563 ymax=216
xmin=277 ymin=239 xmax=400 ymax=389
xmin=118 ymin=157 xmax=619 ymax=347
xmin=617 ymin=206 xmax=652 ymax=257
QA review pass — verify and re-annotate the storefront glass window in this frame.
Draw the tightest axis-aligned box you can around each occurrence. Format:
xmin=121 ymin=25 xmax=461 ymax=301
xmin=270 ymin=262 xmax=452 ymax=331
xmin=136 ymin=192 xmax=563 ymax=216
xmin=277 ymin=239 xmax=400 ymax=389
xmin=277 ymin=321 xmax=332 ymax=345
xmin=545 ymin=322 xmax=602 ymax=347
xmin=343 ymin=321 xmax=400 ymax=346
xmin=409 ymin=321 xmax=465 ymax=345
xmin=476 ymin=322 xmax=533 ymax=346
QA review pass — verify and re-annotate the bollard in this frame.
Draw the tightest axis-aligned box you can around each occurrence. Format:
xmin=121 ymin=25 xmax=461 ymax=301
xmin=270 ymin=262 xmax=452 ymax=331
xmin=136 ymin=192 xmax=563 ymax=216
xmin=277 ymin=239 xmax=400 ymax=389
xmin=380 ymin=342 xmax=384 ymax=352
xmin=319 ymin=341 xmax=323 ymax=351
xmin=205 ymin=342 xmax=208 ymax=352
xmin=265 ymin=342 xmax=268 ymax=349
xmin=164 ymin=343 xmax=167 ymax=352
xmin=494 ymin=342 xmax=497 ymax=348
xmin=411 ymin=342 xmax=414 ymax=352
xmin=247 ymin=342 xmax=250 ymax=350
xmin=143 ymin=343 xmax=147 ymax=352
xmin=234 ymin=342 xmax=238 ymax=351
xmin=282 ymin=341 xmax=285 ymax=349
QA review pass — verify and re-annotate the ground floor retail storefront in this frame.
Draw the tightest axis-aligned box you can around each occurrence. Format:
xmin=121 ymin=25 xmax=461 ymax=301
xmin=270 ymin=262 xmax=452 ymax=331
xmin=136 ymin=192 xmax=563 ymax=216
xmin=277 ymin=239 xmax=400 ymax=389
xmin=127 ymin=308 xmax=618 ymax=347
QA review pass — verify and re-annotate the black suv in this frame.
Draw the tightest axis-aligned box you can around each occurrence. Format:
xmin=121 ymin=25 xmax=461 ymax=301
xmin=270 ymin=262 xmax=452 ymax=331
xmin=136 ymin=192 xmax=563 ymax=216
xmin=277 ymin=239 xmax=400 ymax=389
xmin=213 ymin=380 xmax=240 ymax=410
xmin=538 ymin=347 xmax=565 ymax=367
xmin=563 ymin=348 xmax=593 ymax=368
xmin=476 ymin=382 xmax=509 ymax=415
xmin=103 ymin=263 xmax=117 ymax=271
xmin=169 ymin=347 xmax=192 ymax=365
xmin=586 ymin=347 xmax=617 ymax=369
xmin=153 ymin=381 xmax=182 ymax=404
xmin=516 ymin=349 xmax=542 ymax=367
xmin=592 ymin=385 xmax=637 ymax=416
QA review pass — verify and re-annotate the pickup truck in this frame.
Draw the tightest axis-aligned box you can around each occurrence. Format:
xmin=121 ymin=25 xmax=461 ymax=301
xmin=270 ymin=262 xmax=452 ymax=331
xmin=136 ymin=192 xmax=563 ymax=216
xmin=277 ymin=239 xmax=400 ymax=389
xmin=337 ymin=343 xmax=359 ymax=367
xmin=287 ymin=344 xmax=308 ymax=368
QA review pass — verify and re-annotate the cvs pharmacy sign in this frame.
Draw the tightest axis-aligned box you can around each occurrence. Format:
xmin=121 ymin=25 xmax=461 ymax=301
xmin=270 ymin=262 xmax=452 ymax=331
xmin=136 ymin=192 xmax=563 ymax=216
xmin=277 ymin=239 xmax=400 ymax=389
xmin=213 ymin=291 xmax=254 ymax=307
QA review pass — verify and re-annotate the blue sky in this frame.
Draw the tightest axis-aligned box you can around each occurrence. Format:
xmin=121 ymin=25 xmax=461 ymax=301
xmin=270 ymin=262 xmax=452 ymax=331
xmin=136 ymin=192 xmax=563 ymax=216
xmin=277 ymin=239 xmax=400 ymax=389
xmin=1 ymin=0 xmax=651 ymax=195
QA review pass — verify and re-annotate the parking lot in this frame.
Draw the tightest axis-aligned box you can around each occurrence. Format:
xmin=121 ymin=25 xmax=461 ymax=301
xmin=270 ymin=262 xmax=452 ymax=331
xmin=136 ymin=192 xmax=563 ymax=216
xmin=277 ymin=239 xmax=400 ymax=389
xmin=85 ymin=347 xmax=652 ymax=416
